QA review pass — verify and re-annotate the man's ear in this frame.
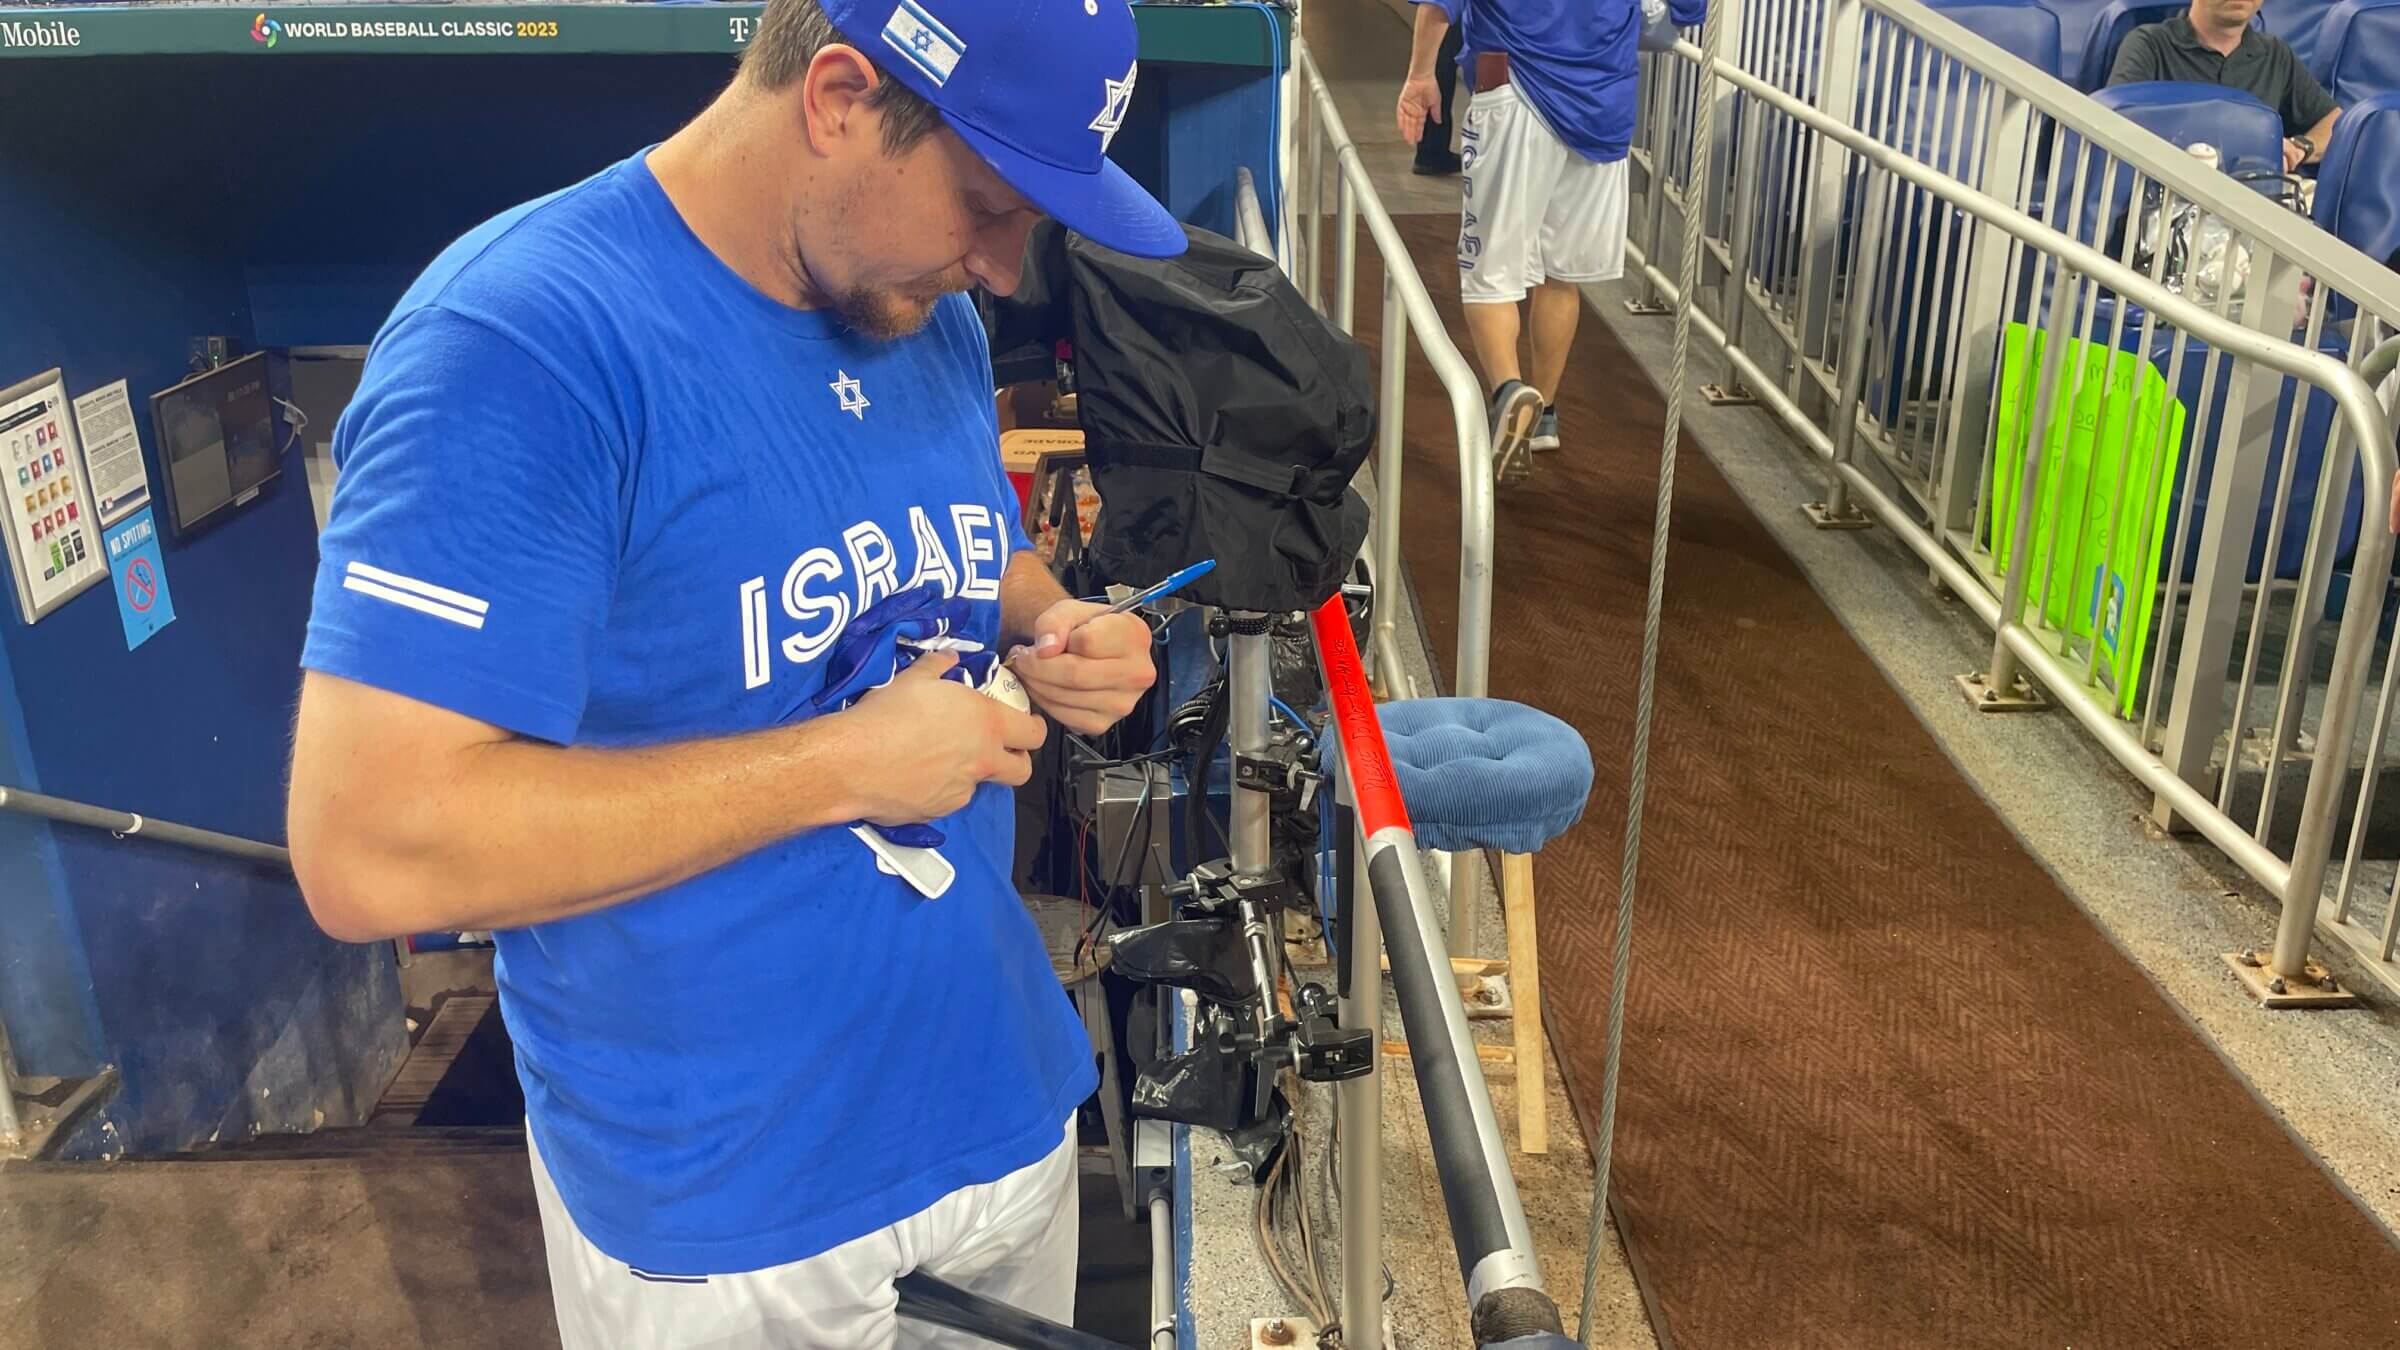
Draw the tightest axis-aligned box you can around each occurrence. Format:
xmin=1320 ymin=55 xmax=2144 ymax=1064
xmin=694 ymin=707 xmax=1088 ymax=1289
xmin=801 ymin=45 xmax=883 ymax=158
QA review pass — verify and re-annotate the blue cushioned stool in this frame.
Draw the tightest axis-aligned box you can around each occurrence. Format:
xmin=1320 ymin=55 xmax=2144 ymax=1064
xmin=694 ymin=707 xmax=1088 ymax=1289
xmin=1345 ymin=697 xmax=1593 ymax=1153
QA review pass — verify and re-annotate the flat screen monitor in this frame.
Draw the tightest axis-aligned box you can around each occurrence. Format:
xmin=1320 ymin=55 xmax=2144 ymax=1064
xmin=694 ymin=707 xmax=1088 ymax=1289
xmin=151 ymin=352 xmax=280 ymax=535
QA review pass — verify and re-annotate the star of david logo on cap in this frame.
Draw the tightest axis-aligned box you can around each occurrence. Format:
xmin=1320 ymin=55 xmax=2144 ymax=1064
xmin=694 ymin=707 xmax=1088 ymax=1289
xmin=829 ymin=370 xmax=870 ymax=419
xmin=1090 ymin=61 xmax=1137 ymax=153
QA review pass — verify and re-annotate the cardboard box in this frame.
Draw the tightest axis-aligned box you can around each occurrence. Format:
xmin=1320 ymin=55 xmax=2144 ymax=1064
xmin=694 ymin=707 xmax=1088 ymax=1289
xmin=1000 ymin=428 xmax=1084 ymax=521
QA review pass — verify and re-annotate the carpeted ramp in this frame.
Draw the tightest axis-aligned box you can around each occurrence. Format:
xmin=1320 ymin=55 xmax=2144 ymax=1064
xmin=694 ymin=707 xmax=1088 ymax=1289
xmin=1358 ymin=213 xmax=2400 ymax=1348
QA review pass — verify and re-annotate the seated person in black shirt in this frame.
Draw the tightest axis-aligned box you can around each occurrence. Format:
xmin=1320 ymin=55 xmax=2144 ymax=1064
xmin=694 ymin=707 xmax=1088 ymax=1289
xmin=2109 ymin=0 xmax=2342 ymax=173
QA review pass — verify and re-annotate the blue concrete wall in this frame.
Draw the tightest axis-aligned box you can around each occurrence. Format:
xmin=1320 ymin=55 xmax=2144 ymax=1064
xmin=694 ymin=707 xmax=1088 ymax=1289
xmin=0 ymin=58 xmax=411 ymax=1154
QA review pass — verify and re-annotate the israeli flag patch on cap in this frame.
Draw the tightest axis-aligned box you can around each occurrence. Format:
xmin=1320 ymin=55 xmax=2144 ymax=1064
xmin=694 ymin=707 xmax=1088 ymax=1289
xmin=883 ymin=0 xmax=965 ymax=85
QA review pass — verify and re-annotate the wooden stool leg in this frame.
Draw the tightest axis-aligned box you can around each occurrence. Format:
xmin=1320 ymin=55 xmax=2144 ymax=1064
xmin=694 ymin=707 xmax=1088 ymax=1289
xmin=1501 ymin=852 xmax=1548 ymax=1155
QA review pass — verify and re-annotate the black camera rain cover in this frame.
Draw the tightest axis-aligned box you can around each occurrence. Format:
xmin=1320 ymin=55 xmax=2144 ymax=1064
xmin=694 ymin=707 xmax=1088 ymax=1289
xmin=991 ymin=221 xmax=1373 ymax=613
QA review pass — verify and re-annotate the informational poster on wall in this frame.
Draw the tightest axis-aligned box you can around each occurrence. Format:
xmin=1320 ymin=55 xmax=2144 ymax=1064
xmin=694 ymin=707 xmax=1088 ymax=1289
xmin=71 ymin=378 xmax=152 ymax=526
xmin=102 ymin=507 xmax=174 ymax=651
xmin=0 ymin=368 xmax=106 ymax=624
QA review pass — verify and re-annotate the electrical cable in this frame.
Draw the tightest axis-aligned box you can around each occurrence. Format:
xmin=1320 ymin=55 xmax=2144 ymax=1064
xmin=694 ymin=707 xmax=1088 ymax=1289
xmin=271 ymin=396 xmax=310 ymax=457
xmin=1238 ymin=1 xmax=1289 ymax=262
xmin=1254 ymin=1087 xmax=1339 ymax=1339
xmin=1270 ymin=694 xmax=1317 ymax=742
xmin=1290 ymin=1118 xmax=1336 ymax=1334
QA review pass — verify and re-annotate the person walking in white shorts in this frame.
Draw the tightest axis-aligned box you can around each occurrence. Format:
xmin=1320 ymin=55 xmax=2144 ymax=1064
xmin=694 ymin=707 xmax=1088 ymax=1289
xmin=1399 ymin=0 xmax=1643 ymax=482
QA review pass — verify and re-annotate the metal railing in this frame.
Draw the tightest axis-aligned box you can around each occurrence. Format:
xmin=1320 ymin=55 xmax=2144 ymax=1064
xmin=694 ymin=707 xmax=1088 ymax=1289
xmin=0 ymin=785 xmax=291 ymax=868
xmin=1627 ymin=0 xmax=2400 ymax=996
xmin=1282 ymin=38 xmax=1501 ymax=960
xmin=1285 ymin=42 xmax=1497 ymax=706
xmin=0 ymin=787 xmax=287 ymax=1145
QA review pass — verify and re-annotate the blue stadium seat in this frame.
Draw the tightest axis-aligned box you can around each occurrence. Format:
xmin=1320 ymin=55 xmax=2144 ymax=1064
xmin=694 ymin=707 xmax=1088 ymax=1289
xmin=2313 ymin=92 xmax=2400 ymax=261
xmin=2313 ymin=90 xmax=2400 ymax=336
xmin=2067 ymin=83 xmax=2286 ymax=245
xmin=2039 ymin=0 xmax=2184 ymax=90
xmin=1865 ymin=1 xmax=2064 ymax=421
xmin=2321 ymin=0 xmax=2400 ymax=105
xmin=2262 ymin=0 xmax=2343 ymax=76
xmin=1922 ymin=0 xmax=2068 ymax=81
xmin=1744 ymin=0 xmax=2059 ymax=302
xmin=2090 ymin=79 xmax=2287 ymax=168
xmin=1881 ymin=0 xmax=2066 ymax=168
xmin=2311 ymin=94 xmax=2400 ymax=578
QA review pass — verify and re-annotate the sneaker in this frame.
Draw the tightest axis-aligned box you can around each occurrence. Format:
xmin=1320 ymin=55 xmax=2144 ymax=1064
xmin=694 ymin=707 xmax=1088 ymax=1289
xmin=1488 ymin=380 xmax=1543 ymax=485
xmin=1530 ymin=407 xmax=1560 ymax=454
xmin=1412 ymin=149 xmax=1463 ymax=177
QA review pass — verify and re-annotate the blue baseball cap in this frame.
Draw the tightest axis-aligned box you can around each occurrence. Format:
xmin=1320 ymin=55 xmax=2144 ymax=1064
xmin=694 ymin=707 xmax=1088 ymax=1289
xmin=820 ymin=0 xmax=1188 ymax=259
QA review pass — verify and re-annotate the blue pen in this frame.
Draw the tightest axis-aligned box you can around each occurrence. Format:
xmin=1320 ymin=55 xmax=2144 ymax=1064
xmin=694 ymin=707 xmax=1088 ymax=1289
xmin=1096 ymin=558 xmax=1217 ymax=615
xmin=1014 ymin=558 xmax=1217 ymax=664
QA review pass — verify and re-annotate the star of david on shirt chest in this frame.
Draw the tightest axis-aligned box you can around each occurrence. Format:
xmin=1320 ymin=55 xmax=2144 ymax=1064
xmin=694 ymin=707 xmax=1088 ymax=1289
xmin=829 ymin=370 xmax=871 ymax=419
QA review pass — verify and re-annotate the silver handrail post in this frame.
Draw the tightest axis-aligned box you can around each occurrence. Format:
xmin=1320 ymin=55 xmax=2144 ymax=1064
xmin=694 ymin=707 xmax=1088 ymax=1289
xmin=1306 ymin=102 xmax=1325 ymax=310
xmin=1795 ymin=0 xmax=1869 ymax=363
xmin=1445 ymin=380 xmax=1496 ymax=955
xmin=1451 ymin=381 xmax=1496 ymax=701
xmin=1824 ymin=169 xmax=1896 ymax=518
xmin=1292 ymin=41 xmax=1500 ymax=715
xmin=1983 ymin=263 xmax=2081 ymax=700
xmin=1374 ymin=271 xmax=1411 ymax=691
xmin=2269 ymin=404 xmax=2399 ymax=982
xmin=1337 ymin=174 xmax=1359 ymax=336
xmin=1338 ymin=800 xmax=1384 ymax=1350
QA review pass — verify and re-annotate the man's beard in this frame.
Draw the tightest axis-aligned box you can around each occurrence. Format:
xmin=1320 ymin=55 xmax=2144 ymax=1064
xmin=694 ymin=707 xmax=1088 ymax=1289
xmin=832 ymin=267 xmax=973 ymax=341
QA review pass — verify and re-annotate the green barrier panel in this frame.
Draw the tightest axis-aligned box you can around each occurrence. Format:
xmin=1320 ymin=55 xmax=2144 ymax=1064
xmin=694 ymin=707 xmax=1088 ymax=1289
xmin=1988 ymin=320 xmax=2188 ymax=717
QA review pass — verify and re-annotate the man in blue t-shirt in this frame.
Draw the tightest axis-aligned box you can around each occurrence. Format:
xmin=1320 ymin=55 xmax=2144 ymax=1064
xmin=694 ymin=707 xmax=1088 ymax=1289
xmin=285 ymin=0 xmax=1183 ymax=1343
xmin=1398 ymin=0 xmax=1643 ymax=483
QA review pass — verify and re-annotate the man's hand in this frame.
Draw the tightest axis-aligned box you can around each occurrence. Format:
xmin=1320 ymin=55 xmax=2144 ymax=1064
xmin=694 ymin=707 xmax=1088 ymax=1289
xmin=2284 ymin=138 xmax=2308 ymax=173
xmin=1012 ymin=600 xmax=1157 ymax=736
xmin=1398 ymin=73 xmax=1442 ymax=143
xmin=843 ymin=651 xmax=1049 ymax=826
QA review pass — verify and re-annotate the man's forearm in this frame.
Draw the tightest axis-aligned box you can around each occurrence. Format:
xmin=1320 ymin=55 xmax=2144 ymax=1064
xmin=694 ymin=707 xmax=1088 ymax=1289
xmin=2305 ymin=108 xmax=2341 ymax=161
xmin=1408 ymin=4 xmax=1452 ymax=80
xmin=291 ymin=680 xmax=875 ymax=940
xmin=1001 ymin=549 xmax=1072 ymax=647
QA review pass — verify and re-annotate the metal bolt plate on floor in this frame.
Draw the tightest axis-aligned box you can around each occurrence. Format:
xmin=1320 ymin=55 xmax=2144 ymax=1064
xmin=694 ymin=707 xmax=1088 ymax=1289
xmin=1623 ymin=297 xmax=1673 ymax=316
xmin=1699 ymin=381 xmax=1761 ymax=406
xmin=1957 ymin=670 xmax=2049 ymax=713
xmin=1251 ymin=1315 xmax=1319 ymax=1348
xmin=2224 ymin=951 xmax=2359 ymax=1009
xmin=1801 ymin=499 xmax=1873 ymax=530
xmin=1462 ymin=971 xmax=1515 ymax=1020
